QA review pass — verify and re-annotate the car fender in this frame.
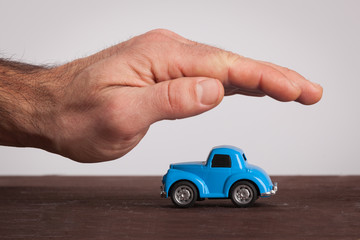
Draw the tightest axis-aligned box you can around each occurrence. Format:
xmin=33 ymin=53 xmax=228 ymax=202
xmin=224 ymin=173 xmax=270 ymax=197
xmin=164 ymin=169 xmax=209 ymax=198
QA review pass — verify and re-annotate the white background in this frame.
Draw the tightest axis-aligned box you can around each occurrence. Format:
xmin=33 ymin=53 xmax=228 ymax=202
xmin=0 ymin=0 xmax=359 ymax=175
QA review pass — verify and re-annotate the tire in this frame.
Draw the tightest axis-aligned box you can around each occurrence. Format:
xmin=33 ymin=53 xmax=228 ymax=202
xmin=170 ymin=181 xmax=198 ymax=208
xmin=230 ymin=181 xmax=258 ymax=207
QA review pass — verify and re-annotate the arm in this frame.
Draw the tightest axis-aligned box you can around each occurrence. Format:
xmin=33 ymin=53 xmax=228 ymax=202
xmin=0 ymin=29 xmax=322 ymax=163
xmin=0 ymin=60 xmax=55 ymax=149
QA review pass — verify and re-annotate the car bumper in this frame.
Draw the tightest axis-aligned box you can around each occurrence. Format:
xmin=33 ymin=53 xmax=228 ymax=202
xmin=160 ymin=185 xmax=167 ymax=198
xmin=261 ymin=182 xmax=278 ymax=197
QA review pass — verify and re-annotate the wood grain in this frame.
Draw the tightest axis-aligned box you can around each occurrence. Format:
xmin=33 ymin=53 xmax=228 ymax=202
xmin=0 ymin=176 xmax=359 ymax=239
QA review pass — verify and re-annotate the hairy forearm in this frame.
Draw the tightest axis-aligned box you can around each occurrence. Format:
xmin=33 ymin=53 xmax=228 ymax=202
xmin=0 ymin=52 xmax=117 ymax=160
xmin=0 ymin=59 xmax=59 ymax=149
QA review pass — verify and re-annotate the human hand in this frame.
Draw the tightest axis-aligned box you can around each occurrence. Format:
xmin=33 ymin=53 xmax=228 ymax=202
xmin=0 ymin=29 xmax=322 ymax=162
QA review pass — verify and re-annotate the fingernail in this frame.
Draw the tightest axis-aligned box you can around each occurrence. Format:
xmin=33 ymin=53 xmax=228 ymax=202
xmin=197 ymin=79 xmax=220 ymax=105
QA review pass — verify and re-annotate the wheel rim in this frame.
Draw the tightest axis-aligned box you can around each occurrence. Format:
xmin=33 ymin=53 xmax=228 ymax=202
xmin=174 ymin=185 xmax=194 ymax=205
xmin=233 ymin=184 xmax=253 ymax=204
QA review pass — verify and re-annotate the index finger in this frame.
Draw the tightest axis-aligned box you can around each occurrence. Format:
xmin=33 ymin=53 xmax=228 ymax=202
xmin=173 ymin=42 xmax=322 ymax=104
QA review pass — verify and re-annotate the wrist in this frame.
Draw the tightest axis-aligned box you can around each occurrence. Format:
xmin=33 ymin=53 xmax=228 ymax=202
xmin=0 ymin=60 xmax=66 ymax=152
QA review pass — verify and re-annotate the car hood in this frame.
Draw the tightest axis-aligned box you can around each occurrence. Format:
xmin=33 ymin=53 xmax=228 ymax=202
xmin=170 ymin=161 xmax=205 ymax=171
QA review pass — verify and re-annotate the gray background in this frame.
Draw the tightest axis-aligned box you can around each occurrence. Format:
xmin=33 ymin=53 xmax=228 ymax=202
xmin=0 ymin=0 xmax=359 ymax=175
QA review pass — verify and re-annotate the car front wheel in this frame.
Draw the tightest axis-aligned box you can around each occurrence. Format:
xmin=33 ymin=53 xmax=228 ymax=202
xmin=230 ymin=181 xmax=258 ymax=207
xmin=170 ymin=181 xmax=198 ymax=208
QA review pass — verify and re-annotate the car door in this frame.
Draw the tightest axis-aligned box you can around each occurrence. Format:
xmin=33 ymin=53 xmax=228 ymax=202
xmin=204 ymin=154 xmax=232 ymax=196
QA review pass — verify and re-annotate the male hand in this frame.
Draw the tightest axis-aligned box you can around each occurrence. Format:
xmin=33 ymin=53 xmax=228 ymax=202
xmin=0 ymin=29 xmax=322 ymax=162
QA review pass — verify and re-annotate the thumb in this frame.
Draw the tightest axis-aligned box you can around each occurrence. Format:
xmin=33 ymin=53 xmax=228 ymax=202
xmin=139 ymin=77 xmax=224 ymax=125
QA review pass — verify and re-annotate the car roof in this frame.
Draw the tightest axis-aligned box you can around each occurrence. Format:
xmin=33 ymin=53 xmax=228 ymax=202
xmin=212 ymin=145 xmax=244 ymax=155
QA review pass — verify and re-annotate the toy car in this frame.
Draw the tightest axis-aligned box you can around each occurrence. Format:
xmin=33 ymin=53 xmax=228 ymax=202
xmin=160 ymin=145 xmax=277 ymax=208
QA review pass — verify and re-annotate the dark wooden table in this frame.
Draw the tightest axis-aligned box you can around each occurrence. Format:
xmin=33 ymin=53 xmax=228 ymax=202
xmin=0 ymin=176 xmax=359 ymax=239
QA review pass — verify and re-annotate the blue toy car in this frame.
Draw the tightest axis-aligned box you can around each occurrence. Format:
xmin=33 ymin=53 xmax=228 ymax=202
xmin=160 ymin=145 xmax=277 ymax=208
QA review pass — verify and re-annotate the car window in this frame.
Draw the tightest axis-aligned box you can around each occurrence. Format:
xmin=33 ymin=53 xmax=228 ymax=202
xmin=211 ymin=154 xmax=231 ymax=168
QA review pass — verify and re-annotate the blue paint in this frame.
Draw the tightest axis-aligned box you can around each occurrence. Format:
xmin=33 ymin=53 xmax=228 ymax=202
xmin=161 ymin=145 xmax=277 ymax=207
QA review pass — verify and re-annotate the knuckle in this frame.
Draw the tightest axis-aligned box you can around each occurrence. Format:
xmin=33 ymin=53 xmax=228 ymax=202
xmin=140 ymin=29 xmax=189 ymax=45
xmin=147 ymin=28 xmax=173 ymax=36
xmin=142 ymin=29 xmax=173 ymax=42
xmin=225 ymin=51 xmax=243 ymax=65
xmin=165 ymin=81 xmax=180 ymax=113
xmin=281 ymin=66 xmax=292 ymax=75
xmin=161 ymin=81 xmax=185 ymax=117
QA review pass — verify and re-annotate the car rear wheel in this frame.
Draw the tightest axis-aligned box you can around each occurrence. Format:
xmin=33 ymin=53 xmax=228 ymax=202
xmin=170 ymin=181 xmax=198 ymax=208
xmin=230 ymin=181 xmax=258 ymax=207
